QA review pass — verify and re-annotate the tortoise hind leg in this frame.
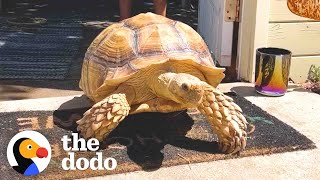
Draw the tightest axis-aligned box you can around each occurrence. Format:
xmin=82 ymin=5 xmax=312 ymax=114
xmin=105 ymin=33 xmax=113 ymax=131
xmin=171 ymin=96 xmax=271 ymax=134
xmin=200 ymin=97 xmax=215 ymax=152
xmin=77 ymin=93 xmax=130 ymax=140
xmin=198 ymin=84 xmax=248 ymax=154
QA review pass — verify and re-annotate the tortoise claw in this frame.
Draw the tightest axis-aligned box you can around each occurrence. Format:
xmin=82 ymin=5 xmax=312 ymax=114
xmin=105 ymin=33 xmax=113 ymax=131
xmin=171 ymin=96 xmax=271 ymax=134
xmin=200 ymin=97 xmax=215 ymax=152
xmin=218 ymin=135 xmax=246 ymax=154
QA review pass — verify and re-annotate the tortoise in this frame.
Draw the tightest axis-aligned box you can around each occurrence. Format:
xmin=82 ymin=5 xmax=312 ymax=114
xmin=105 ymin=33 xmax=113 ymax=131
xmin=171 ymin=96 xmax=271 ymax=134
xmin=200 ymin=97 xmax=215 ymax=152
xmin=77 ymin=12 xmax=248 ymax=154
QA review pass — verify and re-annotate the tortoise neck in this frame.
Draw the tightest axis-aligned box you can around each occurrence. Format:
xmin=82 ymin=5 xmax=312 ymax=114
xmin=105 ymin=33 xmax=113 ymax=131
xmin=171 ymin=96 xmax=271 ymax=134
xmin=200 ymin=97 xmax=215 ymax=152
xmin=147 ymin=71 xmax=177 ymax=100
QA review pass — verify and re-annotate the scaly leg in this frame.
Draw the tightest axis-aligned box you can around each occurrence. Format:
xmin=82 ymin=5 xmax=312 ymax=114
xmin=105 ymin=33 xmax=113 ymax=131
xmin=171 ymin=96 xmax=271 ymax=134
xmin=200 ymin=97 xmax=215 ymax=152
xmin=198 ymin=84 xmax=248 ymax=154
xmin=77 ymin=85 xmax=135 ymax=141
xmin=77 ymin=94 xmax=130 ymax=141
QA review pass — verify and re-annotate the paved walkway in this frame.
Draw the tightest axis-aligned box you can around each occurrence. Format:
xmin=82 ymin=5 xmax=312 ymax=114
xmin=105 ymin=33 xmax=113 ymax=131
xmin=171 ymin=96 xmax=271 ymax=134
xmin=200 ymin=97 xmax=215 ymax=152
xmin=82 ymin=82 xmax=320 ymax=180
xmin=1 ymin=82 xmax=319 ymax=179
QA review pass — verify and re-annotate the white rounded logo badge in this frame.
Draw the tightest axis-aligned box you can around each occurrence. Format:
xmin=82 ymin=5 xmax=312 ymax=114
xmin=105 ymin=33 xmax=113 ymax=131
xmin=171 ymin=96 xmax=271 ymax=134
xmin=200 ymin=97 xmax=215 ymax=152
xmin=7 ymin=130 xmax=51 ymax=176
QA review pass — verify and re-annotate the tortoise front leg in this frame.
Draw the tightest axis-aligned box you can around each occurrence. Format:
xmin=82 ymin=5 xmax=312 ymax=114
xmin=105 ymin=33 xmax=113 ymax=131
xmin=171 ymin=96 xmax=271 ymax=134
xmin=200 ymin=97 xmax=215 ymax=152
xmin=77 ymin=85 xmax=135 ymax=141
xmin=197 ymin=84 xmax=248 ymax=154
xmin=77 ymin=94 xmax=130 ymax=140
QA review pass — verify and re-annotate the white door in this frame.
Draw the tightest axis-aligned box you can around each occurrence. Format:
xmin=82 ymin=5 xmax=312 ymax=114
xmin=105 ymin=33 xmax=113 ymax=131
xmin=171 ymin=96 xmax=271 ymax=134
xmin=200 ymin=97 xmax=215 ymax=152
xmin=198 ymin=0 xmax=234 ymax=66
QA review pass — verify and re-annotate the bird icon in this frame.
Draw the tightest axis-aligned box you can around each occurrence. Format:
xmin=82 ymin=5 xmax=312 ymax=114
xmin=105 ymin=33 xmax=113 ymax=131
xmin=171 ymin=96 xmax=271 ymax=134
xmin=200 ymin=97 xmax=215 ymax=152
xmin=12 ymin=138 xmax=48 ymax=176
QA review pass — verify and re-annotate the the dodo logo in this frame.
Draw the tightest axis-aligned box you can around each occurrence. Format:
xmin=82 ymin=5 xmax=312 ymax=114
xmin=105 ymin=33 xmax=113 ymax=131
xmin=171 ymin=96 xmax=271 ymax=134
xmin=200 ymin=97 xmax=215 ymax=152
xmin=7 ymin=131 xmax=51 ymax=176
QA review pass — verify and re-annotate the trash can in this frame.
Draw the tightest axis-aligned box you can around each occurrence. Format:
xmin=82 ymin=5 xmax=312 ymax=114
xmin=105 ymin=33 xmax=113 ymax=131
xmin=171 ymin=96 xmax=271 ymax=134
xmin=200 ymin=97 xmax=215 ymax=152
xmin=255 ymin=47 xmax=291 ymax=96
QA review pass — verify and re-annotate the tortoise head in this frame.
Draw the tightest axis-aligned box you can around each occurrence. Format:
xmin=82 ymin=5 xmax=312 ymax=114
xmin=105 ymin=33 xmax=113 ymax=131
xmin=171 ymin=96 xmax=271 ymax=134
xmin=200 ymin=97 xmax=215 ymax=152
xmin=154 ymin=72 xmax=205 ymax=107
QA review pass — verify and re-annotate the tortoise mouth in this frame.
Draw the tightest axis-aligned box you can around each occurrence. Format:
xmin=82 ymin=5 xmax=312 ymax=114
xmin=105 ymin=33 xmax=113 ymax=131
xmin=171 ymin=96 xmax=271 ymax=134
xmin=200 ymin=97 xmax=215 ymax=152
xmin=173 ymin=90 xmax=203 ymax=107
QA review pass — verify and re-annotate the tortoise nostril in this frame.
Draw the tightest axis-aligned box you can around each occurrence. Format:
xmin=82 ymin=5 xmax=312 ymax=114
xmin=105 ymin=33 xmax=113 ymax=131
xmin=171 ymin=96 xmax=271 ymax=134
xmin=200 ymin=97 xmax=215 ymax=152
xmin=181 ymin=83 xmax=189 ymax=91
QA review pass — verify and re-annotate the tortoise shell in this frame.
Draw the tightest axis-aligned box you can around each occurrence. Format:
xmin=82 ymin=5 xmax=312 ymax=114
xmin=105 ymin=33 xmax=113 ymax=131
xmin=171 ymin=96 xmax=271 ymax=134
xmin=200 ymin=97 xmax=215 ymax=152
xmin=80 ymin=12 xmax=225 ymax=102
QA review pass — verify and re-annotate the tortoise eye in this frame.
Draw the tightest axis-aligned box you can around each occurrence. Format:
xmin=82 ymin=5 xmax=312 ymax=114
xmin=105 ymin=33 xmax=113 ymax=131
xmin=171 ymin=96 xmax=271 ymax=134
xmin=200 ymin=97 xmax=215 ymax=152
xmin=27 ymin=145 xmax=32 ymax=150
xmin=181 ymin=83 xmax=189 ymax=91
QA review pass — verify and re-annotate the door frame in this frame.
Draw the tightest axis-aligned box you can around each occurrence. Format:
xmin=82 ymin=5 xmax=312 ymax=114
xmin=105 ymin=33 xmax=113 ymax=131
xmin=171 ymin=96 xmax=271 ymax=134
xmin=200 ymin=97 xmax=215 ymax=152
xmin=236 ymin=0 xmax=270 ymax=82
xmin=198 ymin=0 xmax=234 ymax=67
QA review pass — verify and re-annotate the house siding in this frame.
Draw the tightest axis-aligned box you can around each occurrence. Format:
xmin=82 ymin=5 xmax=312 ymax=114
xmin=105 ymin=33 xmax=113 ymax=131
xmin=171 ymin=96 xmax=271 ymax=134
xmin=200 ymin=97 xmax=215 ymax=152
xmin=268 ymin=0 xmax=320 ymax=82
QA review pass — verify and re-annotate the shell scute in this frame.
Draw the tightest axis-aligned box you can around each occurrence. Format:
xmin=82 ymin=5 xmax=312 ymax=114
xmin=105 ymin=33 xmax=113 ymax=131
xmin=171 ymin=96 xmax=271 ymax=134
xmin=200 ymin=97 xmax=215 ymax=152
xmin=80 ymin=13 xmax=225 ymax=102
xmin=124 ymin=12 xmax=173 ymax=29
xmin=93 ymin=27 xmax=137 ymax=63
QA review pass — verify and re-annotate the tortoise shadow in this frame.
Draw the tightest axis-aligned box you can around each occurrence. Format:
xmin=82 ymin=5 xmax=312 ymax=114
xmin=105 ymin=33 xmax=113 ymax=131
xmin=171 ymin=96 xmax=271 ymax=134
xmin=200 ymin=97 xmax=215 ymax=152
xmin=53 ymin=96 xmax=220 ymax=171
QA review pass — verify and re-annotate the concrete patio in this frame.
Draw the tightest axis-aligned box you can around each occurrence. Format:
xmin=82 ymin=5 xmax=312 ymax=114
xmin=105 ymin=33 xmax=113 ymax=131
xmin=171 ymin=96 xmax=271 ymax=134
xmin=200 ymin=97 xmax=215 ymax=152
xmin=87 ymin=82 xmax=320 ymax=180
xmin=1 ymin=82 xmax=319 ymax=179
